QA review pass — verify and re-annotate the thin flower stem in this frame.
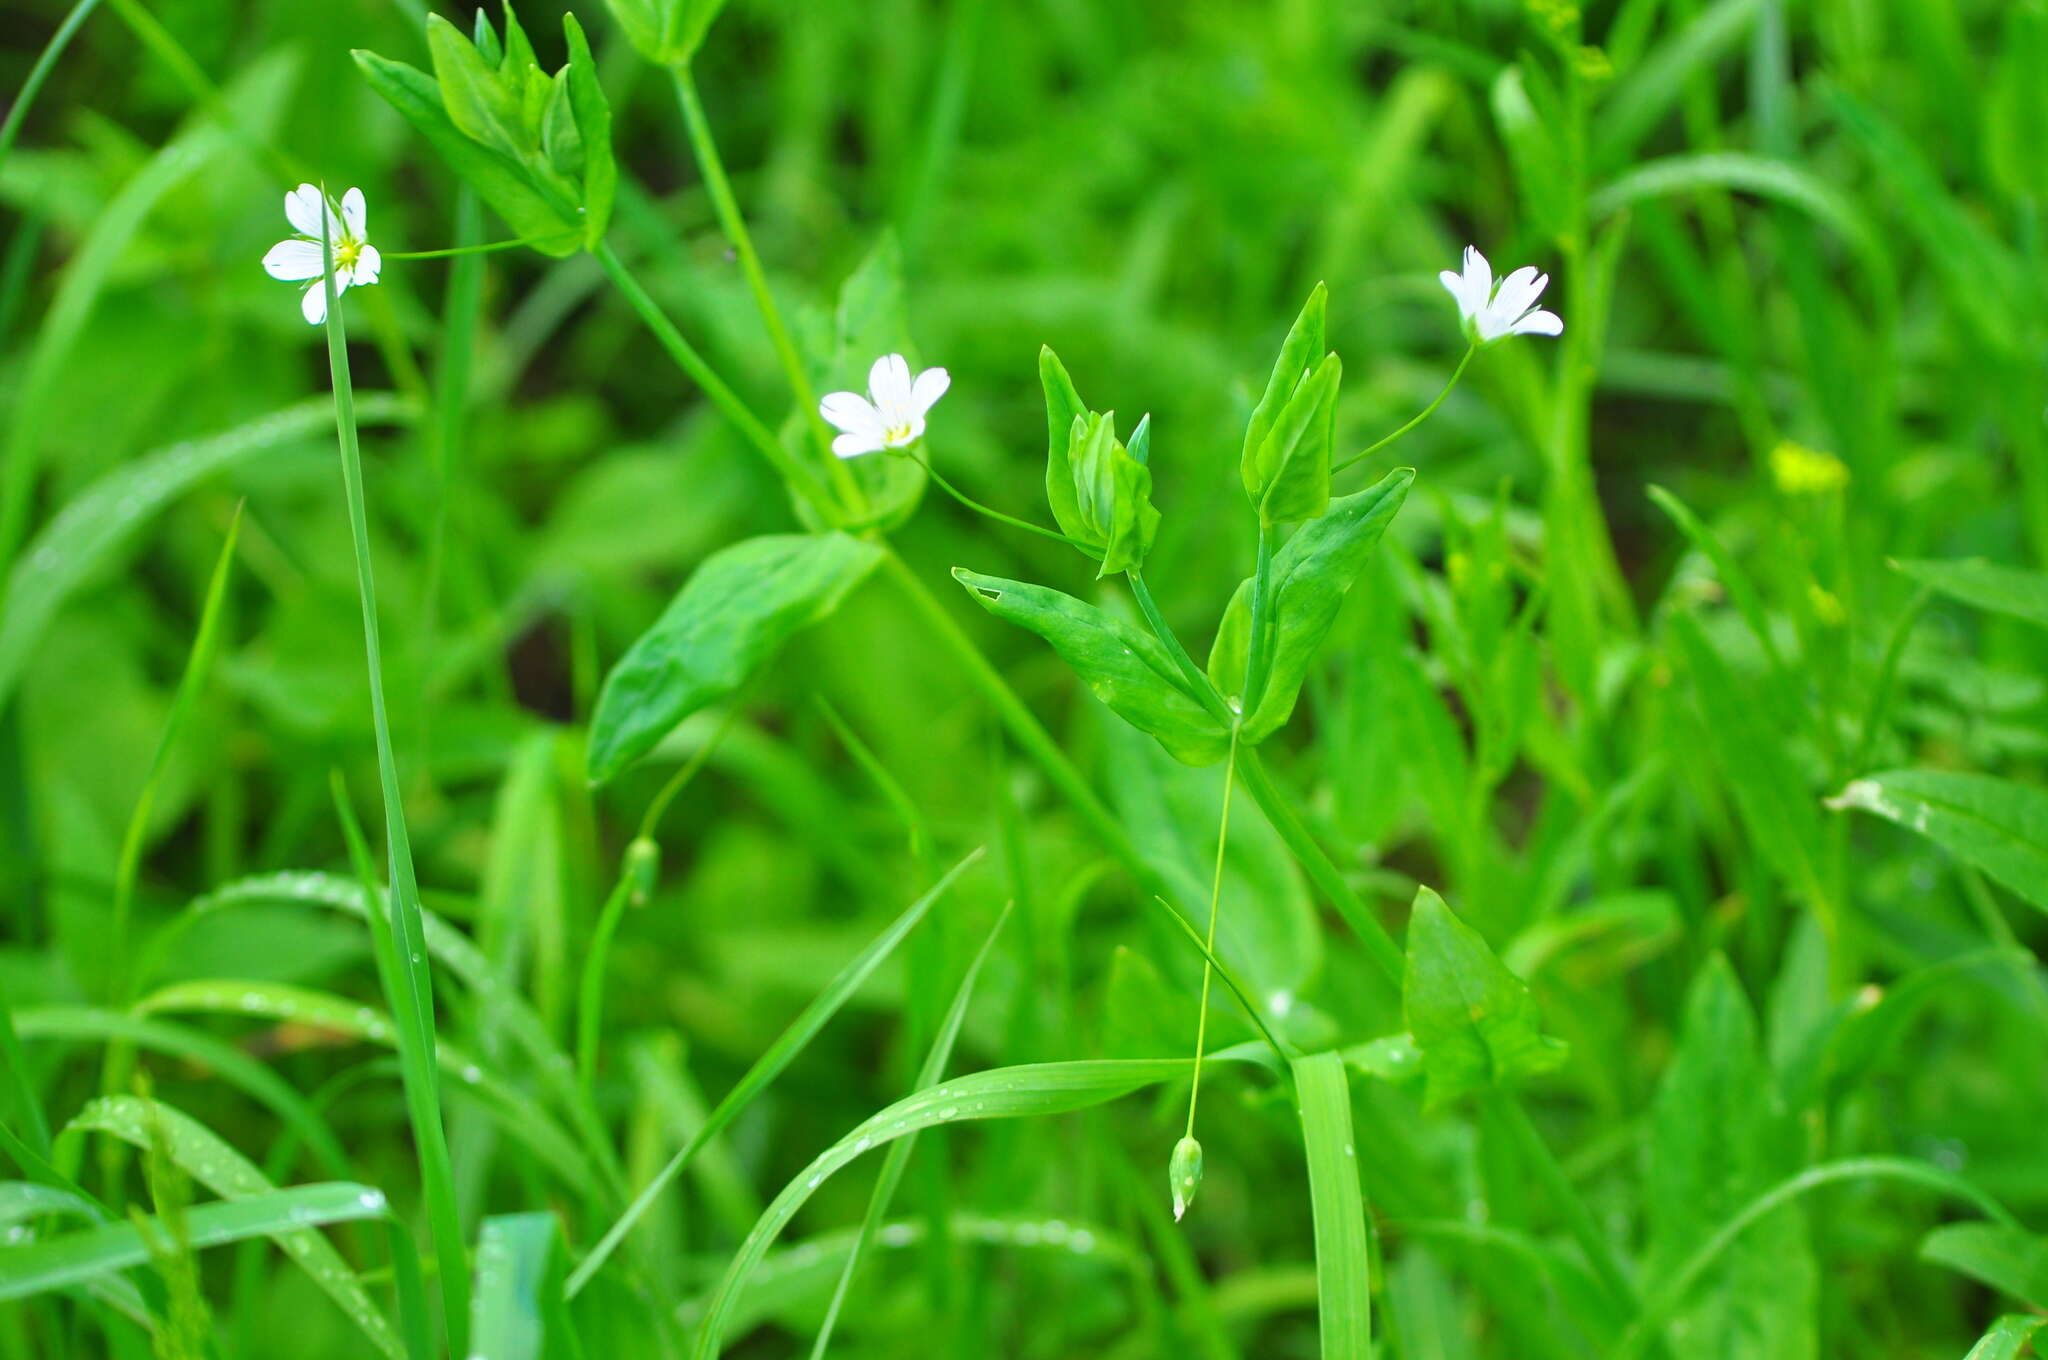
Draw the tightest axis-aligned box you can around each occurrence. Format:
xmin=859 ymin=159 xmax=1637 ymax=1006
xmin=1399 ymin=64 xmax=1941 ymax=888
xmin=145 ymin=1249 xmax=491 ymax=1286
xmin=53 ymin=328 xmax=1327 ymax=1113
xmin=669 ymin=64 xmax=861 ymax=511
xmin=383 ymin=233 xmax=579 ymax=260
xmin=1128 ymin=570 xmax=1233 ymax=725
xmin=1145 ymin=895 xmax=1289 ymax=1066
xmin=318 ymin=209 xmax=469 ymax=1356
xmin=591 ymin=240 xmax=840 ymax=520
xmin=900 ymin=446 xmax=1091 ymax=551
xmin=1332 ymin=343 xmax=1475 ymax=474
xmin=1184 ymin=728 xmax=1241 ymax=1140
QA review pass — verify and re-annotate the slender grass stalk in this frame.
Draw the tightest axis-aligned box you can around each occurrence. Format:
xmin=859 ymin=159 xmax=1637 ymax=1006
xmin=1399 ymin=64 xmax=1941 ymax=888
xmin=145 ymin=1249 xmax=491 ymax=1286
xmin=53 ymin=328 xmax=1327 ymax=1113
xmin=1331 ymin=344 xmax=1475 ymax=474
xmin=668 ymin=64 xmax=860 ymax=511
xmin=0 ymin=0 xmax=104 ymax=176
xmin=591 ymin=241 xmax=839 ymax=519
xmin=1144 ymin=897 xmax=1289 ymax=1066
xmin=809 ymin=904 xmax=1013 ymax=1357
xmin=1182 ymin=729 xmax=1242 ymax=1146
xmin=319 ymin=207 xmax=469 ymax=1355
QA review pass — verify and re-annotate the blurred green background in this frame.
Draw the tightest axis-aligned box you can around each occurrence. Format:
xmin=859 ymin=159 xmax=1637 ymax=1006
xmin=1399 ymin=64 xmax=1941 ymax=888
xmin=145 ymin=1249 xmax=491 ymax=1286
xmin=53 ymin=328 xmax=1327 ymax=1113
xmin=3 ymin=0 xmax=2047 ymax=1355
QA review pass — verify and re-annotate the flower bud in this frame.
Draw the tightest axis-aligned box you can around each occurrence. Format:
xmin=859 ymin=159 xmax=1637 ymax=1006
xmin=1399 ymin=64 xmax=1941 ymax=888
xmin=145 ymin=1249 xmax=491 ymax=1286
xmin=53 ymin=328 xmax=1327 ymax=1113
xmin=1169 ymin=1135 xmax=1204 ymax=1222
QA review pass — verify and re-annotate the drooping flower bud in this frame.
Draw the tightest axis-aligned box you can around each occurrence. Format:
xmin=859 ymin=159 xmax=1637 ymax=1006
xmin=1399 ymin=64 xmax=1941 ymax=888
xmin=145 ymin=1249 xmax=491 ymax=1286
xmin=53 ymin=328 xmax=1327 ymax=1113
xmin=1169 ymin=1135 xmax=1205 ymax=1222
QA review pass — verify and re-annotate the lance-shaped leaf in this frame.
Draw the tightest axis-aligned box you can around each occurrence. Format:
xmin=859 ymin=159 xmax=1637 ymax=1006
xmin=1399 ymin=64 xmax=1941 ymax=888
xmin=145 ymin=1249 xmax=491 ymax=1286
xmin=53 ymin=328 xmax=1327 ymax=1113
xmin=1827 ymin=770 xmax=2048 ymax=916
xmin=1244 ymin=352 xmax=1340 ymax=525
xmin=1402 ymin=886 xmax=1567 ymax=1109
xmin=561 ymin=14 xmax=615 ymax=246
xmin=1040 ymin=346 xmax=1090 ymax=545
xmin=589 ymin=533 xmax=882 ymax=781
xmin=953 ymin=569 xmax=1230 ymax=765
xmin=1067 ymin=411 xmax=1161 ymax=577
xmin=1242 ymin=284 xmax=1327 ymax=484
xmin=604 ymin=0 xmax=730 ymax=66
xmin=1893 ymin=557 xmax=2048 ymax=632
xmin=1207 ymin=468 xmax=1414 ymax=737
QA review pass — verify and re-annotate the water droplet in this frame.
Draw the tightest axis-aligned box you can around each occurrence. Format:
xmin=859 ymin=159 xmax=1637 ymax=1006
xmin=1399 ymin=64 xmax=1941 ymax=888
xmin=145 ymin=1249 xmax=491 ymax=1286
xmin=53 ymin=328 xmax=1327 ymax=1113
xmin=1069 ymin=1229 xmax=1095 ymax=1253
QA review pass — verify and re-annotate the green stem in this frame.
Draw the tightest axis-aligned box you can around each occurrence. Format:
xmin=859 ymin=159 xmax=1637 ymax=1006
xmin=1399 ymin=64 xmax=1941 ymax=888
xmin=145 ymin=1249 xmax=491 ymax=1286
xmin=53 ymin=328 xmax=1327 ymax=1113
xmin=1128 ymin=570 xmax=1233 ymax=725
xmin=1242 ymin=522 xmax=1277 ymax=713
xmin=319 ymin=214 xmax=469 ymax=1356
xmin=384 ymin=233 xmax=577 ymax=261
xmin=669 ymin=64 xmax=860 ymax=511
xmin=1184 ymin=729 xmax=1241 ymax=1139
xmin=592 ymin=239 xmax=839 ymax=519
xmin=901 ymin=446 xmax=1091 ymax=551
xmin=0 ymin=0 xmax=103 ymax=176
xmin=1235 ymin=750 xmax=1404 ymax=985
xmin=1331 ymin=344 xmax=1474 ymax=474
xmin=1486 ymin=1091 xmax=1636 ymax=1315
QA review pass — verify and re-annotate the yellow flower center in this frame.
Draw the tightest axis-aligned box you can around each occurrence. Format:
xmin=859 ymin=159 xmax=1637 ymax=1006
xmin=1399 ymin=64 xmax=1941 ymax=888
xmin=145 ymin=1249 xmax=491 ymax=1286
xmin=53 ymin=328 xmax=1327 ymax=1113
xmin=333 ymin=237 xmax=362 ymax=272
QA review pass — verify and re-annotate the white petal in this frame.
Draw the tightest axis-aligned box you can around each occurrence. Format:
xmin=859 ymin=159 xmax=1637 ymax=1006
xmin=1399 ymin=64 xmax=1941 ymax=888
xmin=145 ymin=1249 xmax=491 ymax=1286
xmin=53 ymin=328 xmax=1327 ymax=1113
xmin=908 ymin=366 xmax=950 ymax=417
xmin=1460 ymin=246 xmax=1492 ymax=306
xmin=300 ymin=281 xmax=329 ymax=325
xmin=868 ymin=354 xmax=912 ymax=413
xmin=1491 ymin=266 xmax=1543 ymax=322
xmin=819 ymin=391 xmax=884 ymax=437
xmin=339 ymin=187 xmax=368 ymax=240
xmin=1474 ymin=307 xmax=1510 ymax=342
xmin=1511 ymin=308 xmax=1563 ymax=337
xmin=262 ymin=238 xmax=325 ymax=281
xmin=285 ymin=184 xmax=332 ymax=240
xmin=832 ymin=430 xmax=885 ymax=458
xmin=1439 ymin=269 xmax=1475 ymax=319
xmin=349 ymin=244 xmax=381 ymax=286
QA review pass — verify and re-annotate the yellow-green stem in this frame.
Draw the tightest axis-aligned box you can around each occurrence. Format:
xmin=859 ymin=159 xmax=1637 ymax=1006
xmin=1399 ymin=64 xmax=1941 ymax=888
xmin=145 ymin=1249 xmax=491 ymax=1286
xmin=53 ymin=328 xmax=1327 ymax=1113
xmin=1185 ymin=728 xmax=1241 ymax=1140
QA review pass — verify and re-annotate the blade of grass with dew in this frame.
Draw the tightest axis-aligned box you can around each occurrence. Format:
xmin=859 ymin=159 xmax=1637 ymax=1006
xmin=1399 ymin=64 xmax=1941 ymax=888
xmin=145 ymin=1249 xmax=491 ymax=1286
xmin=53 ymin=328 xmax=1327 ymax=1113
xmin=689 ymin=1058 xmax=1205 ymax=1357
xmin=0 ymin=1183 xmax=393 ymax=1303
xmin=809 ymin=903 xmax=1012 ymax=1357
xmin=567 ymin=845 xmax=987 ymax=1296
xmin=468 ymin=1211 xmax=573 ymax=1360
xmin=10 ymin=1006 xmax=351 ymax=1179
xmin=1294 ymin=1051 xmax=1373 ymax=1357
xmin=130 ymin=978 xmax=605 ymax=1208
xmin=320 ymin=211 xmax=470 ymax=1352
xmin=63 ymin=1094 xmax=403 ymax=1358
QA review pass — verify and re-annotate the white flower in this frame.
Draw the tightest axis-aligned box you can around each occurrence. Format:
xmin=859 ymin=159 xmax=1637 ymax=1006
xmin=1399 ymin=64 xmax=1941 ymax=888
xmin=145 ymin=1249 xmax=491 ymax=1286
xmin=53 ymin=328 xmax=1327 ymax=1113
xmin=1439 ymin=245 xmax=1562 ymax=343
xmin=261 ymin=184 xmax=381 ymax=325
xmin=818 ymin=354 xmax=951 ymax=458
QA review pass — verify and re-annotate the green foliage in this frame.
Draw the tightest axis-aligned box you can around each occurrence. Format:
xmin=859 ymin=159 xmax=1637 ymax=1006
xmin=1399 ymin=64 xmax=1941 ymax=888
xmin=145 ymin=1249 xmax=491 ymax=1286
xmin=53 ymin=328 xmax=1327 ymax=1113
xmin=588 ymin=533 xmax=883 ymax=780
xmin=1401 ymin=887 xmax=1567 ymax=1109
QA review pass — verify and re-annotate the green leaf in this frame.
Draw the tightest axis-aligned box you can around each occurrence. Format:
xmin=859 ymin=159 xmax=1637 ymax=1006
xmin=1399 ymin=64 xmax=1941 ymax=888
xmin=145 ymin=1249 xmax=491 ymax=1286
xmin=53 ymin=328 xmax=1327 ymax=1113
xmin=604 ymin=0 xmax=729 ymax=64
xmin=1068 ymin=412 xmax=1160 ymax=577
xmin=1293 ymin=1052 xmax=1372 ymax=1358
xmin=470 ymin=1212 xmax=575 ymax=1360
xmin=1245 ymin=352 xmax=1340 ymax=525
xmin=1206 ymin=469 xmax=1414 ymax=738
xmin=689 ymin=1058 xmax=1198 ymax=1357
xmin=1039 ymin=347 xmax=1090 ymax=547
xmin=1827 ymin=771 xmax=2048 ymax=915
xmin=352 ymin=49 xmax=582 ymax=256
xmin=66 ymin=1095 xmax=402 ymax=1358
xmin=1242 ymin=284 xmax=1327 ymax=492
xmin=1920 ymin=1223 xmax=2048 ymax=1309
xmin=1893 ymin=557 xmax=2048 ymax=631
xmin=425 ymin=13 xmax=525 ymax=157
xmin=1492 ymin=66 xmax=1568 ymax=242
xmin=1401 ymin=886 xmax=1567 ymax=1109
xmin=1643 ymin=955 xmax=1816 ymax=1359
xmin=561 ymin=13 xmax=615 ymax=247
xmin=952 ymin=569 xmax=1230 ymax=765
xmin=588 ymin=533 xmax=882 ymax=781
xmin=1965 ymin=1315 xmax=2047 ymax=1360
xmin=0 ymin=1183 xmax=392 ymax=1302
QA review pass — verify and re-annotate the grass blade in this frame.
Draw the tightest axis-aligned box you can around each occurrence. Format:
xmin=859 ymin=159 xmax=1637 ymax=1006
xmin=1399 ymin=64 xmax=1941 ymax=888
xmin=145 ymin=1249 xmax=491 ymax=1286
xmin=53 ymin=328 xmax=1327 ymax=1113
xmin=469 ymin=1212 xmax=573 ymax=1360
xmin=64 ymin=1094 xmax=403 ymax=1358
xmin=0 ymin=1182 xmax=392 ymax=1302
xmin=567 ymin=845 xmax=987 ymax=1297
xmin=321 ymin=210 xmax=469 ymax=1352
xmin=1294 ymin=1051 xmax=1372 ymax=1358
xmin=809 ymin=903 xmax=1012 ymax=1356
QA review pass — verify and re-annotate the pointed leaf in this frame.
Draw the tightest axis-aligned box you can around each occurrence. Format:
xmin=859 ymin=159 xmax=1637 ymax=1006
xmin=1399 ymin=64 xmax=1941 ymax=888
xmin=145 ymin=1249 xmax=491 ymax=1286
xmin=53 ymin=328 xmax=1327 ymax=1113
xmin=1402 ymin=887 xmax=1567 ymax=1109
xmin=1828 ymin=770 xmax=2048 ymax=915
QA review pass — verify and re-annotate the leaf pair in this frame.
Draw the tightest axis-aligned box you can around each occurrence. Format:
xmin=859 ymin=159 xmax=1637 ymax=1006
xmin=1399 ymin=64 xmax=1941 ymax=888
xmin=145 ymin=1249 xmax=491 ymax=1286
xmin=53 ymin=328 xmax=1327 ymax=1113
xmin=1039 ymin=349 xmax=1160 ymax=577
xmin=604 ymin=0 xmax=729 ymax=66
xmin=355 ymin=6 xmax=614 ymax=257
xmin=1241 ymin=284 xmax=1341 ymax=526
